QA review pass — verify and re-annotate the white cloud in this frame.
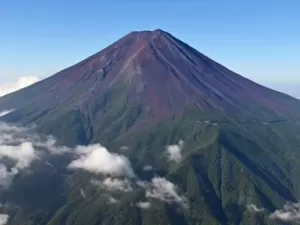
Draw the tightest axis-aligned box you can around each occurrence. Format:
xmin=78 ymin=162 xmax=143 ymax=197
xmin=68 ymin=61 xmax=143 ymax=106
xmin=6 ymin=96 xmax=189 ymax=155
xmin=80 ymin=188 xmax=86 ymax=199
xmin=91 ymin=177 xmax=133 ymax=192
xmin=0 ymin=122 xmax=26 ymax=136
xmin=68 ymin=144 xmax=135 ymax=177
xmin=0 ymin=122 xmax=69 ymax=155
xmin=246 ymin=204 xmax=265 ymax=213
xmin=0 ymin=123 xmax=39 ymax=188
xmin=120 ymin=146 xmax=129 ymax=151
xmin=136 ymin=180 xmax=148 ymax=189
xmin=108 ymin=196 xmax=118 ymax=204
xmin=0 ymin=164 xmax=18 ymax=188
xmin=0 ymin=110 xmax=14 ymax=117
xmin=0 ymin=76 xmax=40 ymax=97
xmin=0 ymin=122 xmax=71 ymax=189
xmin=0 ymin=142 xmax=37 ymax=169
xmin=0 ymin=122 xmax=189 ymax=211
xmin=44 ymin=161 xmax=54 ymax=169
xmin=249 ymin=202 xmax=300 ymax=223
xmin=0 ymin=123 xmax=32 ymax=146
xmin=0 ymin=214 xmax=9 ymax=225
xmin=269 ymin=202 xmax=300 ymax=223
xmin=136 ymin=201 xmax=151 ymax=209
xmin=34 ymin=136 xmax=70 ymax=155
xmin=166 ymin=140 xmax=184 ymax=163
xmin=102 ymin=194 xmax=119 ymax=204
xmin=145 ymin=177 xmax=188 ymax=208
xmin=142 ymin=165 xmax=153 ymax=171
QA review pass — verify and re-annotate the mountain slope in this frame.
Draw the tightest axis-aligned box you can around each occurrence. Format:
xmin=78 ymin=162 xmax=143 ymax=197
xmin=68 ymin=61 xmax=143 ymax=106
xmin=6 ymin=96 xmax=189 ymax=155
xmin=0 ymin=30 xmax=300 ymax=225
xmin=0 ymin=29 xmax=300 ymax=144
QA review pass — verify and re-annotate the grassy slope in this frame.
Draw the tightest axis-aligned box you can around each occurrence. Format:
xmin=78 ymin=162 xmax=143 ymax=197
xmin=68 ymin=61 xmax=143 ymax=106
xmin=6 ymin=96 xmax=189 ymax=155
xmin=1 ymin=82 xmax=300 ymax=225
xmin=3 ymin=109 xmax=300 ymax=225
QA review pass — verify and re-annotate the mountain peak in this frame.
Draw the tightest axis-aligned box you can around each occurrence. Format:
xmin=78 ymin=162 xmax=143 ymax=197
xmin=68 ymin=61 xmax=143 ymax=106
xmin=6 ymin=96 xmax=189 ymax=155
xmin=130 ymin=28 xmax=165 ymax=35
xmin=125 ymin=29 xmax=167 ymax=42
xmin=149 ymin=28 xmax=165 ymax=36
xmin=1 ymin=29 xmax=299 ymax=132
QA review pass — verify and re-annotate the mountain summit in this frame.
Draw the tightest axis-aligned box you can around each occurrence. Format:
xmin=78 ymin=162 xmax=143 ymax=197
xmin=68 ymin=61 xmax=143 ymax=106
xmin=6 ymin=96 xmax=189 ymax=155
xmin=1 ymin=30 xmax=299 ymax=127
xmin=1 ymin=30 xmax=300 ymax=225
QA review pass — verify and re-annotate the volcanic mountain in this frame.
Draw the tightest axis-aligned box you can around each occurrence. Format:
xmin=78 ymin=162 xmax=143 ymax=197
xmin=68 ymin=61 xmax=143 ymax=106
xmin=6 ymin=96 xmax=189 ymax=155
xmin=0 ymin=30 xmax=300 ymax=225
xmin=1 ymin=29 xmax=300 ymax=145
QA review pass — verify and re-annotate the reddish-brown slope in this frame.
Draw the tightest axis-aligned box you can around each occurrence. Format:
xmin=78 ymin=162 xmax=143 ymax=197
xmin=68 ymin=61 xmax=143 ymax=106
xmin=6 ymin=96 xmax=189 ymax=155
xmin=0 ymin=29 xmax=299 ymax=122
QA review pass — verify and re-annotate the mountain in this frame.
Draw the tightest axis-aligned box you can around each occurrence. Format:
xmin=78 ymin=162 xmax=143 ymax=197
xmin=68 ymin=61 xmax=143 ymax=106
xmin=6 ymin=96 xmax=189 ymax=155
xmin=0 ymin=29 xmax=300 ymax=225
xmin=1 ymin=29 xmax=300 ymax=145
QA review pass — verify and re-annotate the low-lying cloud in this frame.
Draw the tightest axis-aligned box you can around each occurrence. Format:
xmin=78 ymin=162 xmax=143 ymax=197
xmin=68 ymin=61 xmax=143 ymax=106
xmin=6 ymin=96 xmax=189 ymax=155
xmin=136 ymin=201 xmax=151 ymax=209
xmin=92 ymin=176 xmax=188 ymax=209
xmin=0 ymin=165 xmax=18 ymax=188
xmin=0 ymin=121 xmax=189 ymax=214
xmin=0 ymin=121 xmax=70 ymax=188
xmin=247 ymin=202 xmax=300 ymax=224
xmin=142 ymin=165 xmax=153 ymax=171
xmin=0 ymin=122 xmax=38 ymax=188
xmin=269 ymin=202 xmax=300 ymax=223
xmin=145 ymin=177 xmax=188 ymax=208
xmin=0 ymin=121 xmax=67 ymax=155
xmin=91 ymin=177 xmax=133 ymax=192
xmin=166 ymin=140 xmax=184 ymax=162
xmin=68 ymin=144 xmax=135 ymax=177
xmin=80 ymin=188 xmax=86 ymax=199
xmin=0 ymin=76 xmax=40 ymax=97
xmin=108 ymin=196 xmax=118 ymax=204
xmin=0 ymin=214 xmax=9 ymax=225
xmin=246 ymin=204 xmax=265 ymax=213
xmin=102 ymin=194 xmax=119 ymax=204
xmin=0 ymin=142 xmax=37 ymax=169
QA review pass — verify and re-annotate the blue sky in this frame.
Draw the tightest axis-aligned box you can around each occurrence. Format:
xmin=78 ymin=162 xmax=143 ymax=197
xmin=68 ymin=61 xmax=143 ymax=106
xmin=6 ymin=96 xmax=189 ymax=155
xmin=1 ymin=0 xmax=299 ymax=96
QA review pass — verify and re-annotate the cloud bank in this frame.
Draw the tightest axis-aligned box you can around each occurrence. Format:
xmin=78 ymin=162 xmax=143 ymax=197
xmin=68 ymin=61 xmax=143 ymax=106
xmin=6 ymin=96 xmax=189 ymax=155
xmin=0 ymin=122 xmax=67 ymax=155
xmin=0 ymin=122 xmax=38 ymax=188
xmin=0 ymin=76 xmax=40 ymax=97
xmin=0 ymin=121 xmax=189 ymax=214
xmin=0 ymin=121 xmax=70 ymax=188
xmin=68 ymin=144 xmax=135 ymax=177
xmin=166 ymin=140 xmax=184 ymax=162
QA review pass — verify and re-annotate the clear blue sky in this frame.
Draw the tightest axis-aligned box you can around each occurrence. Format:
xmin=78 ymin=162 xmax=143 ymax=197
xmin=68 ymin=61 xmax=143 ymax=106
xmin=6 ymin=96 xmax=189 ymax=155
xmin=1 ymin=0 xmax=299 ymax=88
